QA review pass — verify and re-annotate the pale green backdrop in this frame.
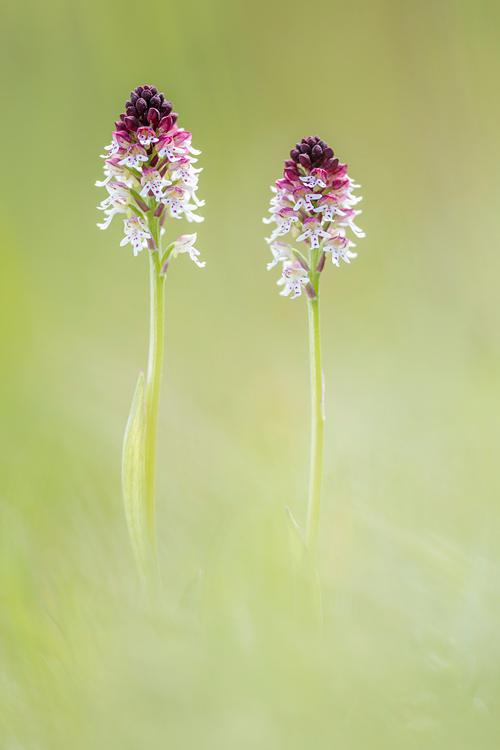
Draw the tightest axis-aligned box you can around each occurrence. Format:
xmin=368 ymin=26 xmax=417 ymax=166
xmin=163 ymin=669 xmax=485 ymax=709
xmin=1 ymin=0 xmax=500 ymax=748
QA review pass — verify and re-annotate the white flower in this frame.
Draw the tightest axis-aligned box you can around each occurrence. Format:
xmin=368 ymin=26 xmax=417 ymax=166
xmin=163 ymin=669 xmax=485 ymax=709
xmin=335 ymin=209 xmax=365 ymax=238
xmin=95 ymin=163 xmax=135 ymax=188
xmin=296 ymin=217 xmax=330 ymax=249
xmin=277 ymin=261 xmax=310 ymax=299
xmin=139 ymin=168 xmax=171 ymax=201
xmin=161 ymin=186 xmax=188 ymax=218
xmin=269 ymin=186 xmax=292 ymax=210
xmin=98 ymin=182 xmax=131 ymax=210
xmin=118 ymin=144 xmax=149 ymax=169
xmin=313 ymin=194 xmax=346 ymax=222
xmin=186 ymin=143 xmax=201 ymax=156
xmin=136 ymin=126 xmax=159 ymax=147
xmin=293 ymin=187 xmax=320 ymax=212
xmin=183 ymin=205 xmax=205 ymax=223
xmin=324 ymin=234 xmax=358 ymax=266
xmin=97 ymin=182 xmax=132 ymax=229
xmin=156 ymin=135 xmax=184 ymax=161
xmin=174 ymin=173 xmax=204 ymax=207
xmin=267 ymin=241 xmax=295 ymax=270
xmin=299 ymin=169 xmax=327 ymax=189
xmin=171 ymin=233 xmax=205 ymax=267
xmin=119 ymin=216 xmax=151 ymax=256
xmin=172 ymin=161 xmax=202 ymax=187
xmin=264 ymin=208 xmax=300 ymax=243
xmin=100 ymin=141 xmax=120 ymax=159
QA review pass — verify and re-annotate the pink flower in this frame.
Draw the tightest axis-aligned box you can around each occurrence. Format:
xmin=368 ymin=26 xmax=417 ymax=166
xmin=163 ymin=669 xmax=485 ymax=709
xmin=277 ymin=261 xmax=310 ymax=299
xmin=300 ymin=168 xmax=327 ymax=189
xmin=314 ymin=194 xmax=345 ymax=221
xmin=118 ymin=143 xmax=148 ymax=169
xmin=297 ymin=217 xmax=330 ymax=249
xmin=120 ymin=216 xmax=151 ymax=256
xmin=263 ymin=207 xmax=300 ymax=242
xmin=161 ymin=186 xmax=188 ymax=218
xmin=136 ymin=126 xmax=159 ymax=147
xmin=293 ymin=187 xmax=320 ymax=212
xmin=139 ymin=168 xmax=170 ymax=200
xmin=267 ymin=241 xmax=295 ymax=270
xmin=324 ymin=235 xmax=358 ymax=266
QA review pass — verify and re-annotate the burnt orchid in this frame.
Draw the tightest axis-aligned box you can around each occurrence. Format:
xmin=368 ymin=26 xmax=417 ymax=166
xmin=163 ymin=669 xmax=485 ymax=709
xmin=97 ymin=85 xmax=203 ymax=249
xmin=264 ymin=136 xmax=364 ymax=558
xmin=96 ymin=86 xmax=205 ymax=595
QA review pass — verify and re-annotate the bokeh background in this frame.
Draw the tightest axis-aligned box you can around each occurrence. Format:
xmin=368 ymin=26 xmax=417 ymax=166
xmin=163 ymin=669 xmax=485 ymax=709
xmin=1 ymin=0 xmax=500 ymax=747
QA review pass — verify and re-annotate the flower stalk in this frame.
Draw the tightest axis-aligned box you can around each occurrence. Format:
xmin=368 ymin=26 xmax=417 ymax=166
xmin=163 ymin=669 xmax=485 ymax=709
xmin=305 ymin=275 xmax=323 ymax=559
xmin=144 ymin=239 xmax=165 ymax=569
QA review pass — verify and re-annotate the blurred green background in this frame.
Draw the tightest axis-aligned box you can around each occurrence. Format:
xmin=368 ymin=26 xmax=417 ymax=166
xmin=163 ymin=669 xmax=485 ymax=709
xmin=1 ymin=0 xmax=500 ymax=747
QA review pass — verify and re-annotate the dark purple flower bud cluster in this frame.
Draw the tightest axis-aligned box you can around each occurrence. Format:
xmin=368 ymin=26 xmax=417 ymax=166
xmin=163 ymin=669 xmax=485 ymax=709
xmin=116 ymin=85 xmax=178 ymax=134
xmin=289 ymin=136 xmax=337 ymax=171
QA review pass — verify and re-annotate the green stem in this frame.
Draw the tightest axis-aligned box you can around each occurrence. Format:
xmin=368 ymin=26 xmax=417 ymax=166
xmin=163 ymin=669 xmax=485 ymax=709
xmin=305 ymin=270 xmax=324 ymax=559
xmin=144 ymin=225 xmax=165 ymax=581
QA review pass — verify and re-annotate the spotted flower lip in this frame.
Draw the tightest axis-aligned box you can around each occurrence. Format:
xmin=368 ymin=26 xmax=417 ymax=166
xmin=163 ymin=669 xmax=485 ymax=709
xmin=263 ymin=207 xmax=300 ymax=243
xmin=264 ymin=135 xmax=364 ymax=297
xmin=139 ymin=168 xmax=171 ymax=201
xmin=293 ymin=187 xmax=320 ymax=212
xmin=161 ymin=186 xmax=188 ymax=218
xmin=120 ymin=216 xmax=151 ymax=256
xmin=297 ymin=217 xmax=330 ymax=249
xmin=136 ymin=126 xmax=159 ymax=147
xmin=118 ymin=143 xmax=149 ymax=169
xmin=96 ymin=85 xmax=204 ymax=257
xmin=277 ymin=261 xmax=311 ymax=299
xmin=300 ymin=168 xmax=328 ymax=189
xmin=324 ymin=234 xmax=358 ymax=266
xmin=314 ymin=194 xmax=346 ymax=219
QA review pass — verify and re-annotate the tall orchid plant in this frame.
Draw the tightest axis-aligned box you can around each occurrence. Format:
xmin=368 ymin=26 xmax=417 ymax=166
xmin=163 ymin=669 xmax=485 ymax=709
xmin=264 ymin=136 xmax=364 ymax=559
xmin=96 ymin=85 xmax=205 ymax=594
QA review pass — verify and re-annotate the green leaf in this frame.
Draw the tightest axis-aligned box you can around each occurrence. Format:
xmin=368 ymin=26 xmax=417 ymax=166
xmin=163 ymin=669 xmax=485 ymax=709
xmin=122 ymin=371 xmax=156 ymax=590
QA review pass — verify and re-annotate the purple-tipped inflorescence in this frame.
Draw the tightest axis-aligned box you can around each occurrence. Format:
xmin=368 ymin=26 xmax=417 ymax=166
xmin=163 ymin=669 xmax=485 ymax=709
xmin=289 ymin=136 xmax=337 ymax=171
xmin=119 ymin=85 xmax=175 ymax=132
xmin=264 ymin=137 xmax=364 ymax=298
xmin=96 ymin=86 xmax=204 ymax=261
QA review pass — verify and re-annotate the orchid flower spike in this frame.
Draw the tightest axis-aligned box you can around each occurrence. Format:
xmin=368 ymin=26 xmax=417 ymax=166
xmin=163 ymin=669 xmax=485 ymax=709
xmin=96 ymin=85 xmax=204 ymax=265
xmin=264 ymin=135 xmax=363 ymax=298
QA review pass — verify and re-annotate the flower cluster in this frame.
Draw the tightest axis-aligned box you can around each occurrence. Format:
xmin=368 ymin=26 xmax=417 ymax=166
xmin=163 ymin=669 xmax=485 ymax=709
xmin=97 ymin=85 xmax=204 ymax=262
xmin=264 ymin=136 xmax=364 ymax=298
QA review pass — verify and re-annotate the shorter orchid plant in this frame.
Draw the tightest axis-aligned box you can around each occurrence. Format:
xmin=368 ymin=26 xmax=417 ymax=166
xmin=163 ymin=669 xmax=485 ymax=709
xmin=264 ymin=136 xmax=364 ymax=558
xmin=96 ymin=85 xmax=205 ymax=595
